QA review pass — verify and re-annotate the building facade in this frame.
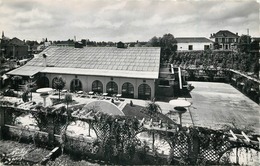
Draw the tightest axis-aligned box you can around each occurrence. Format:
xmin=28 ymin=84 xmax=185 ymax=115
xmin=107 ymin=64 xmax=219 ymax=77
xmin=7 ymin=46 xmax=162 ymax=100
xmin=176 ymin=37 xmax=214 ymax=51
xmin=0 ymin=32 xmax=29 ymax=60
xmin=210 ymin=30 xmax=239 ymax=50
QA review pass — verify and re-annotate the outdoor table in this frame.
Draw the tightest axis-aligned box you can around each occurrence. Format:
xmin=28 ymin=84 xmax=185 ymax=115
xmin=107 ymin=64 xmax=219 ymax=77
xmin=169 ymin=99 xmax=191 ymax=107
xmin=102 ymin=93 xmax=108 ymax=99
xmin=77 ymin=91 xmax=83 ymax=94
xmin=116 ymin=94 xmax=122 ymax=100
xmin=116 ymin=94 xmax=122 ymax=98
xmin=169 ymin=99 xmax=191 ymax=126
xmin=36 ymin=88 xmax=54 ymax=107
xmin=61 ymin=89 xmax=68 ymax=93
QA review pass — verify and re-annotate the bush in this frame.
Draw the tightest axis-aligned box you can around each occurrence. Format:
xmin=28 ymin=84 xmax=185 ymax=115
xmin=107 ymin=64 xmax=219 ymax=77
xmin=3 ymin=89 xmax=16 ymax=97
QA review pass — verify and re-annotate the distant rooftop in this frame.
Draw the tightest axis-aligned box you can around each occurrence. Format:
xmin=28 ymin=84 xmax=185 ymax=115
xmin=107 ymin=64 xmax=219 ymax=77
xmin=175 ymin=37 xmax=213 ymax=43
xmin=8 ymin=46 xmax=161 ymax=79
xmin=211 ymin=30 xmax=239 ymax=38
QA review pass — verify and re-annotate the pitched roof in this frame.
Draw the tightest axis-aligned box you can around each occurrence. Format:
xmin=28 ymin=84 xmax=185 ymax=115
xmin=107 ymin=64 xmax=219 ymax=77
xmin=8 ymin=37 xmax=27 ymax=46
xmin=21 ymin=46 xmax=161 ymax=79
xmin=7 ymin=65 xmax=45 ymax=76
xmin=175 ymin=37 xmax=213 ymax=43
xmin=211 ymin=30 xmax=239 ymax=38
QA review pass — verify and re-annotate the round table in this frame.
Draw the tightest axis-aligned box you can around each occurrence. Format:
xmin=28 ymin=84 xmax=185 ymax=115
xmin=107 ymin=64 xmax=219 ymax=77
xmin=169 ymin=99 xmax=191 ymax=126
xmin=36 ymin=88 xmax=54 ymax=107
xmin=169 ymin=99 xmax=191 ymax=107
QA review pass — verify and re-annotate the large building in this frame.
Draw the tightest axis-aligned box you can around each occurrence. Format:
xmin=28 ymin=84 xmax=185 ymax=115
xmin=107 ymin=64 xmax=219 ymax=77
xmin=7 ymin=45 xmax=175 ymax=99
xmin=176 ymin=37 xmax=214 ymax=51
xmin=210 ymin=30 xmax=239 ymax=50
xmin=0 ymin=32 xmax=29 ymax=60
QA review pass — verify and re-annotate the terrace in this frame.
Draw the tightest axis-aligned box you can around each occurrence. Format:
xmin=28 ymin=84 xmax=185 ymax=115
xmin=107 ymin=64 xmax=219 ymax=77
xmin=0 ymin=81 xmax=260 ymax=165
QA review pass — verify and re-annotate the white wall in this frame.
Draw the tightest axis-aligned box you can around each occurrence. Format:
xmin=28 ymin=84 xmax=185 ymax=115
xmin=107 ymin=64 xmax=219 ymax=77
xmin=177 ymin=42 xmax=213 ymax=51
xmin=44 ymin=73 xmax=155 ymax=99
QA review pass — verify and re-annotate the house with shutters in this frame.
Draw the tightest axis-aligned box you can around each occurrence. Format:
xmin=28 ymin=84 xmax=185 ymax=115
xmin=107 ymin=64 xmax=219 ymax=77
xmin=210 ymin=30 xmax=239 ymax=50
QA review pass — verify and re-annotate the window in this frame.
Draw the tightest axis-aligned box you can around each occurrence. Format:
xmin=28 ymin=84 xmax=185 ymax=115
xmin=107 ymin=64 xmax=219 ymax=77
xmin=70 ymin=79 xmax=82 ymax=92
xmin=138 ymin=84 xmax=151 ymax=100
xmin=225 ymin=44 xmax=229 ymax=50
xmin=37 ymin=76 xmax=49 ymax=88
xmin=106 ymin=81 xmax=118 ymax=95
xmin=122 ymin=82 xmax=134 ymax=98
xmin=92 ymin=80 xmax=103 ymax=93
xmin=188 ymin=45 xmax=193 ymax=50
xmin=204 ymin=45 xmax=210 ymax=50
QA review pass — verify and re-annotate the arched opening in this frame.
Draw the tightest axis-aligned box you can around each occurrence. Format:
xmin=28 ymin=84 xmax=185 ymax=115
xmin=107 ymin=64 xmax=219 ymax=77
xmin=70 ymin=79 xmax=82 ymax=92
xmin=106 ymin=81 xmax=118 ymax=96
xmin=37 ymin=76 xmax=49 ymax=88
xmin=138 ymin=83 xmax=151 ymax=100
xmin=122 ymin=82 xmax=134 ymax=98
xmin=92 ymin=80 xmax=103 ymax=94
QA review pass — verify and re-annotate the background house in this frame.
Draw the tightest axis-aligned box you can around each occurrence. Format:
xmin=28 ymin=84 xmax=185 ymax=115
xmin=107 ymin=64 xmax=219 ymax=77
xmin=176 ymin=37 xmax=213 ymax=51
xmin=210 ymin=30 xmax=239 ymax=50
xmin=0 ymin=32 xmax=29 ymax=60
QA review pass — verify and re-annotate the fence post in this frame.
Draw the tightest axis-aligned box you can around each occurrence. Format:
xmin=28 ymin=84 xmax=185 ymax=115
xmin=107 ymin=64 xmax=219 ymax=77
xmin=191 ymin=135 xmax=200 ymax=163
xmin=0 ymin=108 xmax=5 ymax=139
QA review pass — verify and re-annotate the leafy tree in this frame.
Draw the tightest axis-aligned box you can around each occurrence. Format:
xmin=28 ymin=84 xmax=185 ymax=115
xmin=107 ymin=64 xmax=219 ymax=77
xmin=238 ymin=35 xmax=251 ymax=53
xmin=147 ymin=33 xmax=177 ymax=63
xmin=160 ymin=33 xmax=177 ymax=62
xmin=22 ymin=90 xmax=29 ymax=102
xmin=145 ymin=99 xmax=162 ymax=152
xmin=147 ymin=36 xmax=160 ymax=47
xmin=64 ymin=93 xmax=72 ymax=110
xmin=53 ymin=76 xmax=66 ymax=100
xmin=145 ymin=99 xmax=162 ymax=117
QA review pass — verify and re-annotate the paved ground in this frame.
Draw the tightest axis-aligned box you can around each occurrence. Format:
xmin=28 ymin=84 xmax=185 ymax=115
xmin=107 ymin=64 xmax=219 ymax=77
xmin=186 ymin=81 xmax=260 ymax=134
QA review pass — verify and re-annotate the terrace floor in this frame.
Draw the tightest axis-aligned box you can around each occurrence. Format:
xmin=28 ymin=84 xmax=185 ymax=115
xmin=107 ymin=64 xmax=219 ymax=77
xmin=186 ymin=81 xmax=260 ymax=134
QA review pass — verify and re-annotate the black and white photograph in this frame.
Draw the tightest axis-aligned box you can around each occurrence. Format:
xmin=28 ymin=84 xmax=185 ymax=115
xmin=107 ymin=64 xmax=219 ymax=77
xmin=0 ymin=0 xmax=259 ymax=165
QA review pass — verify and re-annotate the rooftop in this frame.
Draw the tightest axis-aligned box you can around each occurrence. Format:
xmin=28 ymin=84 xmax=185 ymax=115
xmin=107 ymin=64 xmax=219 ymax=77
xmin=8 ymin=46 xmax=161 ymax=79
xmin=211 ymin=30 xmax=239 ymax=38
xmin=175 ymin=37 xmax=213 ymax=43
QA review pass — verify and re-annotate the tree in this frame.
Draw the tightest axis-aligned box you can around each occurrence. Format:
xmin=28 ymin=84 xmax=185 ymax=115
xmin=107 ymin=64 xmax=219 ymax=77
xmin=147 ymin=36 xmax=160 ymax=47
xmin=238 ymin=35 xmax=251 ymax=53
xmin=145 ymin=99 xmax=162 ymax=152
xmin=160 ymin=33 xmax=177 ymax=62
xmin=145 ymin=99 xmax=162 ymax=117
xmin=64 ymin=93 xmax=72 ymax=110
xmin=53 ymin=76 xmax=66 ymax=100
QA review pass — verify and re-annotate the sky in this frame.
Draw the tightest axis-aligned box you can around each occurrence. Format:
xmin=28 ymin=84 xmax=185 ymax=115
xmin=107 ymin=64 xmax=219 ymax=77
xmin=0 ymin=0 xmax=259 ymax=42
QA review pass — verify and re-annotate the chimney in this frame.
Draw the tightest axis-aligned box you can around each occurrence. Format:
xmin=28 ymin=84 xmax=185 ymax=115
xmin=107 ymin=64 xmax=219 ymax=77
xmin=42 ymin=53 xmax=47 ymax=67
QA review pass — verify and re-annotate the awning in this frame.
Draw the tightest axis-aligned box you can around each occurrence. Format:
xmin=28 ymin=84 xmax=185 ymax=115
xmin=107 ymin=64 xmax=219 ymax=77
xmin=6 ymin=65 xmax=45 ymax=77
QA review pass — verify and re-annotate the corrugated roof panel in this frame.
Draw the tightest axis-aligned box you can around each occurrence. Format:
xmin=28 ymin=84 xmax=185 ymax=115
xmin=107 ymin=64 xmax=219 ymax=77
xmin=26 ymin=46 xmax=160 ymax=79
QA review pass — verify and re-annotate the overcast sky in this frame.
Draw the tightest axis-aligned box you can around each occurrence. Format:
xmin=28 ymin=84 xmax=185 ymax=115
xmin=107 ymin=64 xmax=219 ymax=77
xmin=0 ymin=0 xmax=259 ymax=42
